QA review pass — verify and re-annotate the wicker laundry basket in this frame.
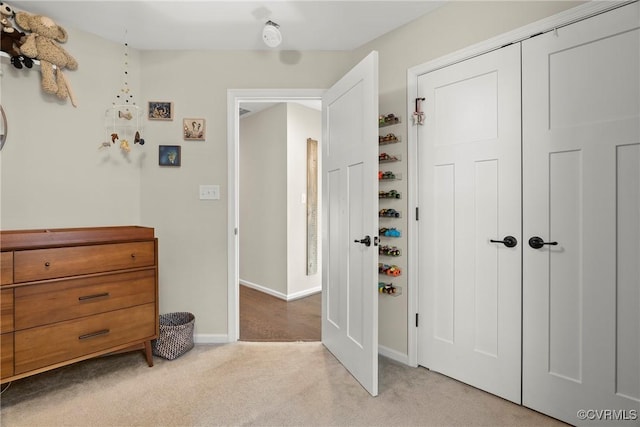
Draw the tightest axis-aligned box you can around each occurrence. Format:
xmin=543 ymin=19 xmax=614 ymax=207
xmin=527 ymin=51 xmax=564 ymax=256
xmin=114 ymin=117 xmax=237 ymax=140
xmin=152 ymin=312 xmax=195 ymax=360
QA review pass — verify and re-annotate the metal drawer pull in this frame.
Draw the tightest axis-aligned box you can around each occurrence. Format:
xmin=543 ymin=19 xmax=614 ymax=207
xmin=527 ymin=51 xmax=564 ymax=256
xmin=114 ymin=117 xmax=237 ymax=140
xmin=44 ymin=261 xmax=51 ymax=267
xmin=78 ymin=292 xmax=110 ymax=301
xmin=131 ymin=253 xmax=136 ymax=259
xmin=79 ymin=329 xmax=110 ymax=340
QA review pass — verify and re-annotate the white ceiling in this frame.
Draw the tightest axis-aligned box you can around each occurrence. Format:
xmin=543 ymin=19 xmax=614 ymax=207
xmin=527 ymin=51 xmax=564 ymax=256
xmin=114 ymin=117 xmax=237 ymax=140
xmin=10 ymin=1 xmax=446 ymax=51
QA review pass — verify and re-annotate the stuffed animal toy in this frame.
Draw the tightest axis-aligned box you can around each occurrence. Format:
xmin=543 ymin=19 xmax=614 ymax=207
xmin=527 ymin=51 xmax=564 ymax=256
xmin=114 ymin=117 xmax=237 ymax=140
xmin=15 ymin=11 xmax=78 ymax=105
xmin=0 ymin=2 xmax=32 ymax=69
xmin=1 ymin=17 xmax=30 ymax=68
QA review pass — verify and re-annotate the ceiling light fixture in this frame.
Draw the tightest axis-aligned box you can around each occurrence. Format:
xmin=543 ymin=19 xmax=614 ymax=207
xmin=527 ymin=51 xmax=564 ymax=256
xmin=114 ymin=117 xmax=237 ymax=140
xmin=262 ymin=20 xmax=282 ymax=48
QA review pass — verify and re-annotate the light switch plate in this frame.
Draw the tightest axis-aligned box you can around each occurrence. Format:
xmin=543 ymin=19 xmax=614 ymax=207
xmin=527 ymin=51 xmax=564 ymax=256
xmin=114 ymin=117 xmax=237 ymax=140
xmin=199 ymin=185 xmax=220 ymax=200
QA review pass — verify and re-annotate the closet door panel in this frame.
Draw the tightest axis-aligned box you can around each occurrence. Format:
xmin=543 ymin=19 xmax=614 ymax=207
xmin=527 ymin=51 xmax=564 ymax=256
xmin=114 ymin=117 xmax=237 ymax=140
xmin=616 ymin=143 xmax=640 ymax=402
xmin=417 ymin=43 xmax=522 ymax=404
xmin=522 ymin=3 xmax=640 ymax=424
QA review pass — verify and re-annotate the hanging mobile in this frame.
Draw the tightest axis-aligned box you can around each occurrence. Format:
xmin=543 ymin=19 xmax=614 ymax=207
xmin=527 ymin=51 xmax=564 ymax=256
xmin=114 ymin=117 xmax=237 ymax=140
xmin=134 ymin=131 xmax=145 ymax=145
xmin=101 ymin=33 xmax=145 ymax=152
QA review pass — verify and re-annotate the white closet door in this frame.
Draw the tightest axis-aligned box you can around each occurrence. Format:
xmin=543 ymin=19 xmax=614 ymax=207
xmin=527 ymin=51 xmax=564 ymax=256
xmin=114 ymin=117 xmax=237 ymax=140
xmin=522 ymin=2 xmax=640 ymax=425
xmin=417 ymin=43 xmax=522 ymax=403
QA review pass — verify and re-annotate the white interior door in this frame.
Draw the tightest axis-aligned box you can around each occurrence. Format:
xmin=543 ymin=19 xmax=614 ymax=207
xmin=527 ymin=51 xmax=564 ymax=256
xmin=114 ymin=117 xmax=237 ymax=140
xmin=522 ymin=3 xmax=640 ymax=425
xmin=417 ymin=43 xmax=522 ymax=403
xmin=322 ymin=51 xmax=379 ymax=396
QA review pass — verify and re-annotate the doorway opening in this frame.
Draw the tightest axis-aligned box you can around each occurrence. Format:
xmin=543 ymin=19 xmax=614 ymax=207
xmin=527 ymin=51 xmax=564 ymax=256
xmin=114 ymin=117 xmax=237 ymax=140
xmin=227 ymin=89 xmax=325 ymax=343
xmin=239 ymin=284 xmax=321 ymax=341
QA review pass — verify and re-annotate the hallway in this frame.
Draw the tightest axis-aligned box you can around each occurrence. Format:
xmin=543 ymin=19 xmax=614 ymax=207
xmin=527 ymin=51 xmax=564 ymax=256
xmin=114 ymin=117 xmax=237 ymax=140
xmin=239 ymin=285 xmax=321 ymax=341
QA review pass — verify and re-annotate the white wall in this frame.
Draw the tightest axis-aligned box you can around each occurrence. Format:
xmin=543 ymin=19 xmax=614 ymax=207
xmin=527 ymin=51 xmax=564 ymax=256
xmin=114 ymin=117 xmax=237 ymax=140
xmin=0 ymin=27 xmax=143 ymax=230
xmin=138 ymin=50 xmax=353 ymax=339
xmin=286 ymin=103 xmax=322 ymax=298
xmin=239 ymin=104 xmax=288 ymax=296
xmin=353 ymin=0 xmax=584 ymax=356
xmin=1 ymin=36 xmax=351 ymax=341
xmin=0 ymin=1 xmax=583 ymax=349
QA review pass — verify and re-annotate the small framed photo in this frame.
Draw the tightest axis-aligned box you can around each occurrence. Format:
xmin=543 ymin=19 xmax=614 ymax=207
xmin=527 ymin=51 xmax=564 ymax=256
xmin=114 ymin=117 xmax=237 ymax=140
xmin=183 ymin=118 xmax=206 ymax=140
xmin=159 ymin=145 xmax=181 ymax=166
xmin=148 ymin=101 xmax=173 ymax=121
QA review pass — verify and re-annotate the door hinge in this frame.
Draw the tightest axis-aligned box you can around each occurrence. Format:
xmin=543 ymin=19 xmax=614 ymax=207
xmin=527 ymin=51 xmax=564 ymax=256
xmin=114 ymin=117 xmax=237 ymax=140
xmin=415 ymin=207 xmax=419 ymax=221
xmin=415 ymin=313 xmax=419 ymax=327
xmin=234 ymin=227 xmax=238 ymax=235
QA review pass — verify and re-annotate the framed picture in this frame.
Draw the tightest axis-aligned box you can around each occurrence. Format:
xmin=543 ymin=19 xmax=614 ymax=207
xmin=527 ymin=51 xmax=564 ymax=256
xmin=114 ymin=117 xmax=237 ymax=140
xmin=148 ymin=101 xmax=173 ymax=121
xmin=183 ymin=118 xmax=206 ymax=140
xmin=159 ymin=145 xmax=181 ymax=166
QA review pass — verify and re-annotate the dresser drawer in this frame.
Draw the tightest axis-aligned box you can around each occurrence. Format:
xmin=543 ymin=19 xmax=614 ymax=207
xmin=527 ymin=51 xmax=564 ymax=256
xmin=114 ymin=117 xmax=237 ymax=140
xmin=14 ymin=241 xmax=155 ymax=283
xmin=1 ymin=252 xmax=13 ymax=285
xmin=14 ymin=303 xmax=156 ymax=374
xmin=0 ymin=333 xmax=13 ymax=379
xmin=0 ymin=289 xmax=13 ymax=333
xmin=15 ymin=269 xmax=156 ymax=330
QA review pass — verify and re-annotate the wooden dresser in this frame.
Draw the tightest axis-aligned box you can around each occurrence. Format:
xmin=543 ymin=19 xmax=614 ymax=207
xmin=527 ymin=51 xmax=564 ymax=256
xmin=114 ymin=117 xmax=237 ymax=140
xmin=0 ymin=226 xmax=158 ymax=384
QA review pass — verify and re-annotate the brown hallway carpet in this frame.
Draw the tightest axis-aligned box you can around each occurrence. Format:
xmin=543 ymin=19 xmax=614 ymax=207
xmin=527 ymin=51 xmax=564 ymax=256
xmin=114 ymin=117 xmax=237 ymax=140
xmin=0 ymin=342 xmax=566 ymax=427
xmin=239 ymin=285 xmax=321 ymax=342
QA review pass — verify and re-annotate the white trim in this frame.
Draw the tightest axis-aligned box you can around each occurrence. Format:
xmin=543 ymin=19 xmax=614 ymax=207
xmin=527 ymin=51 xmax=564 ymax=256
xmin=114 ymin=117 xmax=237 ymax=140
xmin=406 ymin=93 xmax=419 ymax=368
xmin=379 ymin=344 xmax=410 ymax=365
xmin=407 ymin=1 xmax=632 ymax=78
xmin=194 ymin=333 xmax=229 ymax=344
xmin=286 ymin=287 xmax=322 ymax=301
xmin=227 ymin=89 xmax=325 ymax=343
xmin=240 ymin=279 xmax=321 ymax=301
xmin=227 ymin=91 xmax=239 ymax=342
xmin=406 ymin=0 xmax=633 ymax=368
xmin=240 ymin=279 xmax=288 ymax=300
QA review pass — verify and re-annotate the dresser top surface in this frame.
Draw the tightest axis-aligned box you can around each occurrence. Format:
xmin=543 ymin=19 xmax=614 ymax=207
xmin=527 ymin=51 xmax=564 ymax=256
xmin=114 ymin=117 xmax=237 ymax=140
xmin=0 ymin=226 xmax=155 ymax=250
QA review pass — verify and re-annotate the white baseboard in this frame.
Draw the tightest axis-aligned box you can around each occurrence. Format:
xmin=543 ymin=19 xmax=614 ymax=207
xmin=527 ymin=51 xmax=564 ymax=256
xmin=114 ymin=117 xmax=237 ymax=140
xmin=194 ymin=334 xmax=229 ymax=344
xmin=240 ymin=279 xmax=287 ymax=299
xmin=287 ymin=287 xmax=322 ymax=301
xmin=194 ymin=335 xmax=412 ymax=366
xmin=240 ymin=279 xmax=321 ymax=301
xmin=379 ymin=344 xmax=410 ymax=365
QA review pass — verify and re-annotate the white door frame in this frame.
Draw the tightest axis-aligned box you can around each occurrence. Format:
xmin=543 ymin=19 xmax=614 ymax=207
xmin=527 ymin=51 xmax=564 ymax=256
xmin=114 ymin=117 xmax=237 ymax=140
xmin=406 ymin=1 xmax=629 ymax=367
xmin=227 ymin=89 xmax=325 ymax=341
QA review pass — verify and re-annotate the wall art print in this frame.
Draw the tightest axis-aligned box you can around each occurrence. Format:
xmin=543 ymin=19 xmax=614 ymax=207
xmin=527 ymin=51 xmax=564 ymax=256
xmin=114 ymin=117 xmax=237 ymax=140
xmin=183 ymin=118 xmax=205 ymax=140
xmin=148 ymin=101 xmax=173 ymax=120
xmin=159 ymin=145 xmax=181 ymax=166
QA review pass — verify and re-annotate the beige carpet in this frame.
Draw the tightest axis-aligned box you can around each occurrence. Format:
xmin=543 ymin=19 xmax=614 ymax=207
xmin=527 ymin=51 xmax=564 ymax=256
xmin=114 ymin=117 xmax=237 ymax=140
xmin=0 ymin=342 xmax=565 ymax=426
